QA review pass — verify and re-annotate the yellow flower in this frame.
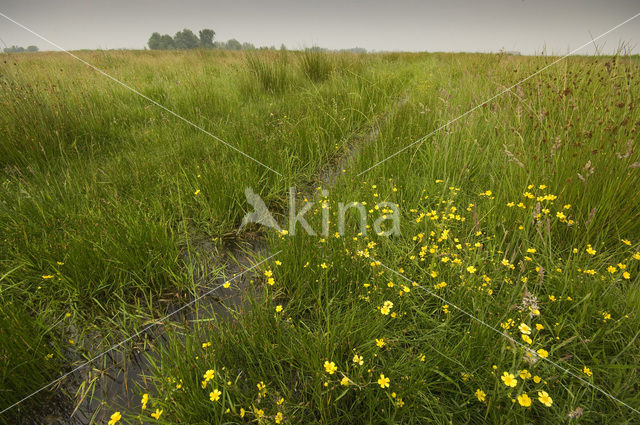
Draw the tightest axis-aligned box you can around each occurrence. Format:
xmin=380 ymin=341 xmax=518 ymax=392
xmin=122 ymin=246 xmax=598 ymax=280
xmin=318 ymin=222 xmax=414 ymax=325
xmin=535 ymin=323 xmax=544 ymax=331
xmin=533 ymin=375 xmax=541 ymax=383
xmin=622 ymin=239 xmax=631 ymax=245
xmin=517 ymin=393 xmax=532 ymax=407
xmin=108 ymin=412 xmax=122 ymax=425
xmin=275 ymin=412 xmax=284 ymax=424
xmin=151 ymin=409 xmax=163 ymax=420
xmin=519 ymin=369 xmax=531 ymax=380
xmin=475 ymin=388 xmax=486 ymax=402
xmin=352 ymin=354 xmax=363 ymax=365
xmin=240 ymin=408 xmax=245 ymax=418
xmin=537 ymin=349 xmax=549 ymax=358
xmin=538 ymin=391 xmax=553 ymax=407
xmin=607 ymin=265 xmax=617 ymax=274
xmin=521 ymin=334 xmax=532 ymax=344
xmin=209 ymin=389 xmax=222 ymax=401
xmin=275 ymin=305 xmax=283 ymax=312
xmin=586 ymin=245 xmax=596 ymax=255
xmin=324 ymin=361 xmax=337 ymax=374
xmin=376 ymin=338 xmax=386 ymax=348
xmin=202 ymin=342 xmax=211 ymax=349
xmin=466 ymin=265 xmax=477 ymax=274
xmin=583 ymin=366 xmax=592 ymax=376
xmin=257 ymin=381 xmax=266 ymax=395
xmin=340 ymin=376 xmax=350 ymax=386
xmin=42 ymin=275 xmax=54 ymax=279
xmin=633 ymin=252 xmax=640 ymax=260
xmin=194 ymin=189 xmax=201 ymax=195
xmin=378 ymin=374 xmax=390 ymax=388
xmin=501 ymin=372 xmax=517 ymax=387
xmin=141 ymin=393 xmax=149 ymax=410
xmin=623 ymin=271 xmax=630 ymax=280
xmin=203 ymin=369 xmax=215 ymax=382
xmin=518 ymin=323 xmax=531 ymax=335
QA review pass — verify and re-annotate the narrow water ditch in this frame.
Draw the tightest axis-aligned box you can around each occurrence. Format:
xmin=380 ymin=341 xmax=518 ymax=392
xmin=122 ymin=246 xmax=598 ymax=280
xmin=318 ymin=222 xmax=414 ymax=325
xmin=34 ymin=92 xmax=409 ymax=425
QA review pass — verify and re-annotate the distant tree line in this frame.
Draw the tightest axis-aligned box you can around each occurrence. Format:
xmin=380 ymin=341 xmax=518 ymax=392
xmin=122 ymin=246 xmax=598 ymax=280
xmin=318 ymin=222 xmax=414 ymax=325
xmin=148 ymin=28 xmax=256 ymax=51
xmin=147 ymin=29 xmax=368 ymax=53
xmin=3 ymin=45 xmax=39 ymax=53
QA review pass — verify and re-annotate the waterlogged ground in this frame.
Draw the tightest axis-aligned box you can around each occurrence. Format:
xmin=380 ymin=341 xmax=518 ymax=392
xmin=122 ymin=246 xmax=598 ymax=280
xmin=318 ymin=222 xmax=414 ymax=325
xmin=1 ymin=50 xmax=639 ymax=424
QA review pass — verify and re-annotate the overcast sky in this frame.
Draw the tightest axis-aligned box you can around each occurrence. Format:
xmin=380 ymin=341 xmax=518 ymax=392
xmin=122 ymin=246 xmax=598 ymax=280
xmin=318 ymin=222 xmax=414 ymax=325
xmin=0 ymin=0 xmax=639 ymax=54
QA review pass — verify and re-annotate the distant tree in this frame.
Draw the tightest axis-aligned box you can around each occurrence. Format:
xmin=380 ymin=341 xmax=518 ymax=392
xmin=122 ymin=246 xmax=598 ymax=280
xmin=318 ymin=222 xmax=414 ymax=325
xmin=147 ymin=29 xmax=260 ymax=51
xmin=174 ymin=29 xmax=199 ymax=49
xmin=158 ymin=34 xmax=175 ymax=49
xmin=4 ymin=45 xmax=25 ymax=53
xmin=199 ymin=29 xmax=215 ymax=48
xmin=280 ymin=44 xmax=287 ymax=51
xmin=226 ymin=38 xmax=242 ymax=50
xmin=148 ymin=32 xmax=162 ymax=50
xmin=26 ymin=45 xmax=39 ymax=52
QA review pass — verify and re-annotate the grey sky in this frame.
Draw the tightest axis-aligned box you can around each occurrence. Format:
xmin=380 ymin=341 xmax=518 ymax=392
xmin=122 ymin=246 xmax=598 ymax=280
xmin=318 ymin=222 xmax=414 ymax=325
xmin=0 ymin=0 xmax=639 ymax=54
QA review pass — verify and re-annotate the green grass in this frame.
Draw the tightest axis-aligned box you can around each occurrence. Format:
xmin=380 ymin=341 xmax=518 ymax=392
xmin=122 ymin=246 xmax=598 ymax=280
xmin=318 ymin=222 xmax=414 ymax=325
xmin=1 ymin=50 xmax=639 ymax=424
xmin=0 ymin=49 xmax=408 ymax=420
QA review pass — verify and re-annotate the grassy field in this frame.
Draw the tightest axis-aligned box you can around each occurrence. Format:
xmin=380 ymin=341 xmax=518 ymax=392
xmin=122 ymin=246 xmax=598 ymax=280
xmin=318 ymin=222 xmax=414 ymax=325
xmin=1 ymin=49 xmax=639 ymax=424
